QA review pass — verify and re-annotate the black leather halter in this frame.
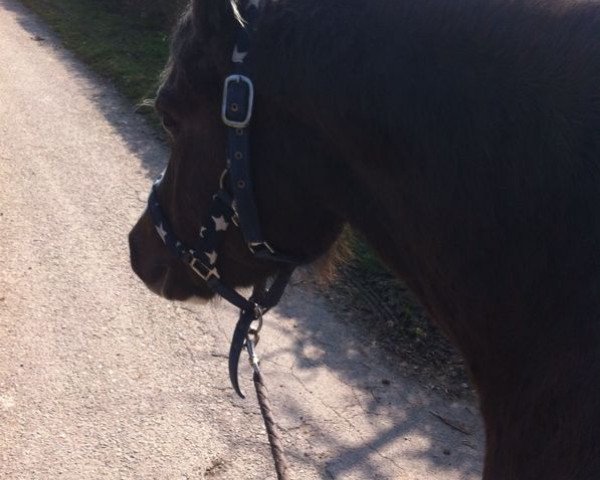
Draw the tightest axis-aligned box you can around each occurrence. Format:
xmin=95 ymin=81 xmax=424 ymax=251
xmin=147 ymin=0 xmax=298 ymax=397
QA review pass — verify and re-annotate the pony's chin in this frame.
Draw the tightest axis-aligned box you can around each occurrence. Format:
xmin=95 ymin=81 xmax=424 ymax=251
xmin=156 ymin=282 xmax=213 ymax=303
xmin=183 ymin=295 xmax=211 ymax=306
xmin=146 ymin=266 xmax=214 ymax=303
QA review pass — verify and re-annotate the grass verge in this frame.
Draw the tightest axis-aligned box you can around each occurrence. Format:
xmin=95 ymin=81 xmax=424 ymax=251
xmin=19 ymin=0 xmax=174 ymax=104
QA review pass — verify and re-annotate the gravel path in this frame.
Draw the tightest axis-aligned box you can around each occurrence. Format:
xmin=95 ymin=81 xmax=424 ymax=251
xmin=0 ymin=1 xmax=483 ymax=478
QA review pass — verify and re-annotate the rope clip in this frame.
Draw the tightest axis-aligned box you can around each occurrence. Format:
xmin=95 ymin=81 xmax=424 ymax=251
xmin=246 ymin=334 xmax=261 ymax=374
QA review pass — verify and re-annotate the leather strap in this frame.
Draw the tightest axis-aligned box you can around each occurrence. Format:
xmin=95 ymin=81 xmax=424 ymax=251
xmin=228 ymin=266 xmax=295 ymax=398
xmin=145 ymin=0 xmax=299 ymax=396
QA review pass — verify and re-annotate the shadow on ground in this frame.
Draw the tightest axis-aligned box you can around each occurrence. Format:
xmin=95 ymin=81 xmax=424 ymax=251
xmin=248 ymin=280 xmax=483 ymax=479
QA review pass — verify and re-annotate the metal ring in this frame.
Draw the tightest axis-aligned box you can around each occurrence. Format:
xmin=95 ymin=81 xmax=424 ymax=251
xmin=219 ymin=169 xmax=229 ymax=189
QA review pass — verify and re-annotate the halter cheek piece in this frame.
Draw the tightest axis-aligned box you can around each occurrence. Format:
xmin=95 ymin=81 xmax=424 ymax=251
xmin=147 ymin=0 xmax=299 ymax=398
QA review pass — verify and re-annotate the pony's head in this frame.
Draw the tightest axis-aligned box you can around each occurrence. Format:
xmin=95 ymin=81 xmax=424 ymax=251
xmin=129 ymin=0 xmax=344 ymax=300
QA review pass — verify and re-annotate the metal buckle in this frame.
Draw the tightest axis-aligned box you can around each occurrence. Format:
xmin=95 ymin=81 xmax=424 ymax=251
xmin=221 ymin=75 xmax=254 ymax=129
xmin=248 ymin=241 xmax=275 ymax=255
xmin=189 ymin=257 xmax=220 ymax=281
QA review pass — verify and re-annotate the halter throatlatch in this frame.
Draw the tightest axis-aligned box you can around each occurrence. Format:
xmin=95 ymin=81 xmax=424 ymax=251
xmin=147 ymin=0 xmax=298 ymax=398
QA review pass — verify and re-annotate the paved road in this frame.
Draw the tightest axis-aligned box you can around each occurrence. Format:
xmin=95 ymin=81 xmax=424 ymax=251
xmin=0 ymin=1 xmax=483 ymax=478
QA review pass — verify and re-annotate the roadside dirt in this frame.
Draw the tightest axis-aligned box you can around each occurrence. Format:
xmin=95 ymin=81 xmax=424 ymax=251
xmin=329 ymin=264 xmax=474 ymax=402
xmin=0 ymin=1 xmax=484 ymax=478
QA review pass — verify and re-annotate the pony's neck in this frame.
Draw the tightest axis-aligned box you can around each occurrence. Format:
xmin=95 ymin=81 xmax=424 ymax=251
xmin=255 ymin=0 xmax=600 ymax=345
xmin=253 ymin=2 xmax=600 ymax=478
xmin=480 ymin=343 xmax=600 ymax=480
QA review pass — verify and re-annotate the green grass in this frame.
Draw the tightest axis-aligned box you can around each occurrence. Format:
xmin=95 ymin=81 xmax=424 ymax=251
xmin=346 ymin=232 xmax=389 ymax=274
xmin=20 ymin=0 xmax=172 ymax=105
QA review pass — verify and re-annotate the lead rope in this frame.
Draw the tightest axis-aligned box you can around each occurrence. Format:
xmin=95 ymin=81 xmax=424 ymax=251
xmin=246 ymin=335 xmax=291 ymax=480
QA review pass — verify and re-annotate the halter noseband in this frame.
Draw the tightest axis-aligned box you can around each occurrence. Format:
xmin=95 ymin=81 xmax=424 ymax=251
xmin=147 ymin=0 xmax=299 ymax=398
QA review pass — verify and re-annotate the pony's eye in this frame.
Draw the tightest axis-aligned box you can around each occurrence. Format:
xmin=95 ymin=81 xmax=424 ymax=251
xmin=155 ymin=90 xmax=181 ymax=136
xmin=161 ymin=112 xmax=179 ymax=134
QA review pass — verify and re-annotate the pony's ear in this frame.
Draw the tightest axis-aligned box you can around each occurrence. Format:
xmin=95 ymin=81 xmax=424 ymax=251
xmin=193 ymin=0 xmax=237 ymax=38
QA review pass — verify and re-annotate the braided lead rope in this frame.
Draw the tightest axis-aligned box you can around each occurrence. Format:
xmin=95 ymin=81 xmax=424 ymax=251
xmin=247 ymin=337 xmax=291 ymax=480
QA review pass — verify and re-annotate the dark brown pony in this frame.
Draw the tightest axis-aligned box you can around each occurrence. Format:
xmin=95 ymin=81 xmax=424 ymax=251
xmin=129 ymin=0 xmax=600 ymax=478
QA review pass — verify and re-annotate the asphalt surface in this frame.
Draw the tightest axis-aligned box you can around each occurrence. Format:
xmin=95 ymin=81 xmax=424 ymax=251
xmin=0 ymin=1 xmax=484 ymax=478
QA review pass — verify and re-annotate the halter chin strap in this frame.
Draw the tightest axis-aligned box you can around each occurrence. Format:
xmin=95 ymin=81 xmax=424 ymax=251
xmin=147 ymin=0 xmax=299 ymax=398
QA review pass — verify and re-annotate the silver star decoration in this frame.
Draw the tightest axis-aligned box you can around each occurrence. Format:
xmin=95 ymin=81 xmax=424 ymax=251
xmin=155 ymin=223 xmax=167 ymax=243
xmin=207 ymin=267 xmax=220 ymax=279
xmin=200 ymin=226 xmax=207 ymax=238
xmin=206 ymin=251 xmax=218 ymax=265
xmin=232 ymin=45 xmax=248 ymax=64
xmin=212 ymin=216 xmax=229 ymax=232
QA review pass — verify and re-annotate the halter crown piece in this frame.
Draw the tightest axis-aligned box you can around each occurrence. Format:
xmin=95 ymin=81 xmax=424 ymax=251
xmin=147 ymin=0 xmax=299 ymax=398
